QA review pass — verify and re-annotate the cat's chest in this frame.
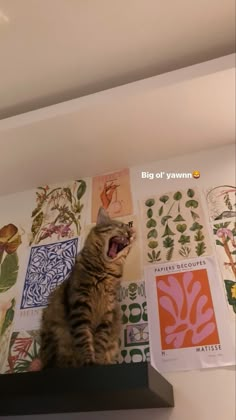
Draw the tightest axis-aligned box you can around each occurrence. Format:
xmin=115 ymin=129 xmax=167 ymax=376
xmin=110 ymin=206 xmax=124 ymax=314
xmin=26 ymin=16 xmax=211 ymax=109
xmin=93 ymin=282 xmax=117 ymax=313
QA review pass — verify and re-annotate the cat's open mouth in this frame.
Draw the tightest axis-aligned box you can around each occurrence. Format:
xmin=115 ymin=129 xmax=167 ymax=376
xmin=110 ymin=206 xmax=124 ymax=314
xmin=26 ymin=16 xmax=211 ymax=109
xmin=107 ymin=236 xmax=130 ymax=259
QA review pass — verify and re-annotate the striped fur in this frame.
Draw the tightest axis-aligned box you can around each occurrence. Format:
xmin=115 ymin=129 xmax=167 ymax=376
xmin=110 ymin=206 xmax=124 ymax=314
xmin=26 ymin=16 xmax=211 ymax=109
xmin=39 ymin=208 xmax=135 ymax=368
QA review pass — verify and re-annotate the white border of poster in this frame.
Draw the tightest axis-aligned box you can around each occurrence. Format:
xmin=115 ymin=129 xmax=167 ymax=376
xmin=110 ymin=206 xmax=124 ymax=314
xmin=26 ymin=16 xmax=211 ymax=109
xmin=144 ymin=256 xmax=235 ymax=372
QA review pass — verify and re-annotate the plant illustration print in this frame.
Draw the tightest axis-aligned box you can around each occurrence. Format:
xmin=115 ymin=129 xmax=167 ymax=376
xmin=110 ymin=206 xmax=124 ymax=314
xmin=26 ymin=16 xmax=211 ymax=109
xmin=206 ymin=185 xmax=236 ymax=221
xmin=214 ymin=222 xmax=236 ymax=277
xmin=160 ymin=193 xmax=184 ymax=261
xmin=142 ymin=188 xmax=211 ymax=263
xmin=224 ymin=280 xmax=236 ymax=314
xmin=213 ymin=219 xmax=236 ymax=315
xmin=5 ymin=330 xmax=41 ymax=374
xmin=0 ymin=224 xmax=21 ymax=293
xmin=156 ymin=270 xmax=220 ymax=350
xmin=145 ymin=198 xmax=160 ymax=262
xmin=30 ymin=180 xmax=87 ymax=245
xmin=0 ymin=298 xmax=16 ymax=371
xmin=0 ymin=298 xmax=15 ymax=336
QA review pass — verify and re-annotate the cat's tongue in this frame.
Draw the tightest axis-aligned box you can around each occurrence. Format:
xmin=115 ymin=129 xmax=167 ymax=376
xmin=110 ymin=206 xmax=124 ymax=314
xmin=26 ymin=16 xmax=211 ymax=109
xmin=108 ymin=241 xmax=118 ymax=258
xmin=108 ymin=236 xmax=129 ymax=258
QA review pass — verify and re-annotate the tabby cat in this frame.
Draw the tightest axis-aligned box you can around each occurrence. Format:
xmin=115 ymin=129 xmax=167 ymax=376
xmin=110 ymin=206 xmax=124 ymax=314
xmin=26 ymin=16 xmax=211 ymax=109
xmin=39 ymin=207 xmax=135 ymax=368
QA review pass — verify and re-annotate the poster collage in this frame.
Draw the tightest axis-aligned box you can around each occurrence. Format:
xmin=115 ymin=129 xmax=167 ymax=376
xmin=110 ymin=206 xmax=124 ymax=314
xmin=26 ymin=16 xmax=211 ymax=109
xmin=0 ymin=170 xmax=235 ymax=374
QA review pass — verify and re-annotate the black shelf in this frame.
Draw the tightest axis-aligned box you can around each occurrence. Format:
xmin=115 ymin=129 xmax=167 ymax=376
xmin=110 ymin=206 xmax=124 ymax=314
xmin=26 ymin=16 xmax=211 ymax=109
xmin=0 ymin=362 xmax=174 ymax=416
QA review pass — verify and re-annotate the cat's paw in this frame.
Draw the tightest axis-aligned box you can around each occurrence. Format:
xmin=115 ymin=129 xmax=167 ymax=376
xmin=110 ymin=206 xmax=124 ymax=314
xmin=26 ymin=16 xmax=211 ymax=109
xmin=81 ymin=354 xmax=96 ymax=366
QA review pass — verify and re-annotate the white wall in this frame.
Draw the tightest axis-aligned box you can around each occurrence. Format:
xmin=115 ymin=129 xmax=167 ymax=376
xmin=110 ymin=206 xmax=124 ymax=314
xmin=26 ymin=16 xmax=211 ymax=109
xmin=1 ymin=143 xmax=235 ymax=420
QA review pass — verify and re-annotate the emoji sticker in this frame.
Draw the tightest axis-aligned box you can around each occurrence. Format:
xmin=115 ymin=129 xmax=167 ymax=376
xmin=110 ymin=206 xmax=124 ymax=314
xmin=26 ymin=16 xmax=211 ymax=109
xmin=192 ymin=170 xmax=200 ymax=179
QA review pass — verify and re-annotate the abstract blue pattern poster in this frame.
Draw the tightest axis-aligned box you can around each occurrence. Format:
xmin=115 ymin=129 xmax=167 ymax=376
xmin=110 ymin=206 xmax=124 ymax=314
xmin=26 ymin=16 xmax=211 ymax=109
xmin=14 ymin=238 xmax=80 ymax=331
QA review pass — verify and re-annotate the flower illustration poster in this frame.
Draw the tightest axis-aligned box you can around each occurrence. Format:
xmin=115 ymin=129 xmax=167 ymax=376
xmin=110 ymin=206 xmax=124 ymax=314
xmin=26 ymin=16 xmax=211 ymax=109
xmin=212 ymin=217 xmax=236 ymax=318
xmin=144 ymin=256 xmax=235 ymax=373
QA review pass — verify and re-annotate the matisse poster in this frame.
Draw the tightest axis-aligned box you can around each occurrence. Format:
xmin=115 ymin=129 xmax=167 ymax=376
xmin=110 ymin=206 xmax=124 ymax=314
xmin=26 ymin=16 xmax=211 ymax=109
xmin=144 ymin=257 xmax=235 ymax=372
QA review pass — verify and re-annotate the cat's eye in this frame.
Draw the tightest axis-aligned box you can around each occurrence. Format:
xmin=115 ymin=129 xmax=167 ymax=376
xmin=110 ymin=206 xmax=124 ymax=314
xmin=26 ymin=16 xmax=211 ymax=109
xmin=124 ymin=222 xmax=133 ymax=228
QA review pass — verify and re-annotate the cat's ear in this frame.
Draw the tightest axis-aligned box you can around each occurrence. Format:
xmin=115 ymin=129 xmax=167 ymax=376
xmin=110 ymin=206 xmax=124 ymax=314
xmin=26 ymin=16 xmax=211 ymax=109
xmin=96 ymin=207 xmax=111 ymax=225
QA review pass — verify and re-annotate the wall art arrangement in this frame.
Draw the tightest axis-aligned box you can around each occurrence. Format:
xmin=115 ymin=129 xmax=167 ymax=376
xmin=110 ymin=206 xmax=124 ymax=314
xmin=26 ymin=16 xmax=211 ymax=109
xmin=91 ymin=168 xmax=133 ymax=222
xmin=144 ymin=257 xmax=235 ymax=372
xmin=0 ymin=172 xmax=235 ymax=376
xmin=141 ymin=188 xmax=211 ymax=264
xmin=0 ymin=179 xmax=88 ymax=373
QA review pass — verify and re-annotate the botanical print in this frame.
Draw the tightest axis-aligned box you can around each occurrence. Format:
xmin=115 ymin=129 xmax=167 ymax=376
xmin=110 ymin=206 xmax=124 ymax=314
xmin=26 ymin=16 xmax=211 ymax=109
xmin=224 ymin=280 xmax=236 ymax=315
xmin=3 ymin=330 xmax=41 ymax=374
xmin=30 ymin=180 xmax=87 ymax=245
xmin=21 ymin=238 xmax=79 ymax=309
xmin=206 ymin=185 xmax=236 ymax=221
xmin=156 ymin=270 xmax=220 ymax=350
xmin=91 ymin=168 xmax=133 ymax=222
xmin=0 ymin=298 xmax=16 ymax=373
xmin=0 ymin=224 xmax=22 ymax=293
xmin=0 ymin=223 xmax=22 ymax=373
xmin=213 ymin=218 xmax=236 ymax=315
xmin=82 ymin=215 xmax=142 ymax=282
xmin=144 ymin=257 xmax=235 ymax=372
xmin=142 ymin=188 xmax=211 ymax=263
xmin=117 ymin=280 xmax=150 ymax=364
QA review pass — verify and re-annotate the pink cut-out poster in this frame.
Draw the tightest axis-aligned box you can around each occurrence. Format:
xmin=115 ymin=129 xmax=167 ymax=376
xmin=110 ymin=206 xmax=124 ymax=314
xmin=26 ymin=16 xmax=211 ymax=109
xmin=156 ymin=269 xmax=219 ymax=350
xmin=144 ymin=256 xmax=235 ymax=373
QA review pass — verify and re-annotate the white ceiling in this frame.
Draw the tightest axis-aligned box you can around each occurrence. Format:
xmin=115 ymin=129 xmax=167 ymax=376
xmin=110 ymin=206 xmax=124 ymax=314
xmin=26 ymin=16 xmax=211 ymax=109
xmin=0 ymin=0 xmax=235 ymax=118
xmin=0 ymin=54 xmax=235 ymax=196
xmin=0 ymin=2 xmax=234 ymax=196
